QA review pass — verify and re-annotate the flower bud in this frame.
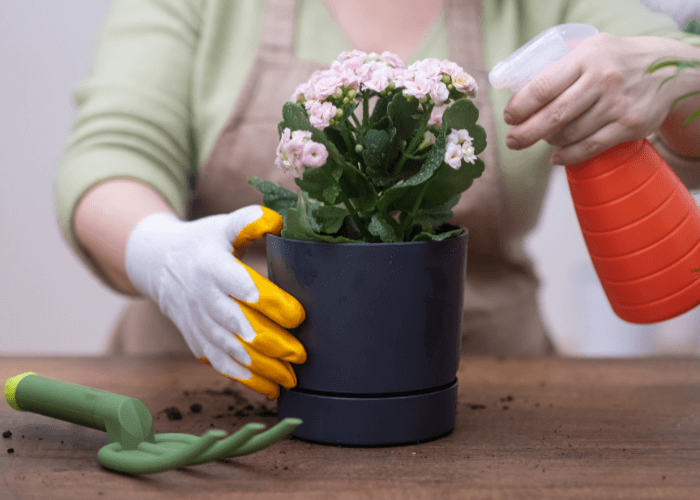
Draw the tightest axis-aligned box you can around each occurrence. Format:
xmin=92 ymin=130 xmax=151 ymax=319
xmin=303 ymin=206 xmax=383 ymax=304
xmin=387 ymin=81 xmax=395 ymax=90
xmin=355 ymin=144 xmax=363 ymax=153
xmin=442 ymin=74 xmax=451 ymax=84
xmin=346 ymin=89 xmax=357 ymax=99
xmin=343 ymin=97 xmax=350 ymax=104
xmin=419 ymin=97 xmax=428 ymax=103
xmin=335 ymin=108 xmax=344 ymax=118
xmin=447 ymin=83 xmax=454 ymax=91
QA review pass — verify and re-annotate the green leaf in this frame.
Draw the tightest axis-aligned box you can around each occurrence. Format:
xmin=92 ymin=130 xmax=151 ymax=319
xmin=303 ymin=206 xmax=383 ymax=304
xmin=247 ymin=177 xmax=298 ymax=217
xmin=368 ymin=212 xmax=402 ymax=242
xmin=671 ymin=91 xmax=700 ymax=112
xmin=295 ymin=166 xmax=337 ymax=204
xmin=324 ymin=126 xmax=350 ymax=155
xmin=338 ymin=162 xmax=378 ymax=215
xmin=442 ymin=98 xmax=479 ymax=130
xmin=370 ymin=95 xmax=390 ymax=123
xmin=684 ymin=109 xmax=700 ymax=127
xmin=323 ymin=184 xmax=341 ymax=205
xmin=281 ymin=194 xmax=355 ymax=243
xmin=362 ymin=129 xmax=390 ymax=169
xmin=281 ymin=102 xmax=313 ymax=131
xmin=442 ymin=99 xmax=486 ymax=154
xmin=470 ymin=124 xmax=487 ymax=155
xmin=420 ymin=158 xmax=485 ymax=209
xmin=311 ymin=204 xmax=349 ymax=234
xmin=388 ymin=93 xmax=420 ymax=144
xmin=414 ymin=194 xmax=461 ymax=228
xmin=411 ymin=228 xmax=463 ymax=242
xmin=375 ymin=130 xmax=447 ymax=212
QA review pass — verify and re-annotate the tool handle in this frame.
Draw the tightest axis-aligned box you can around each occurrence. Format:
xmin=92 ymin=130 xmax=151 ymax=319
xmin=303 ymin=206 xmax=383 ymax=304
xmin=4 ymin=372 xmax=152 ymax=445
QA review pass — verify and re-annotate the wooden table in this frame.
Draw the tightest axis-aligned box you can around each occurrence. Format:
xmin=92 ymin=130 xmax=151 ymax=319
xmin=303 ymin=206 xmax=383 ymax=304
xmin=2 ymin=355 xmax=700 ymax=499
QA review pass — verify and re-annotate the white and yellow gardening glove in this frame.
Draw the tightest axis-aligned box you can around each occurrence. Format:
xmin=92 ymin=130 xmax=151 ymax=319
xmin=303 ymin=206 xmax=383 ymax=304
xmin=125 ymin=205 xmax=306 ymax=399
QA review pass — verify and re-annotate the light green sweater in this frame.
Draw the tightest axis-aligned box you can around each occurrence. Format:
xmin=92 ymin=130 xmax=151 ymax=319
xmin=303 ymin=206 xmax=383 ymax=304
xmin=55 ymin=0 xmax=700 ymax=289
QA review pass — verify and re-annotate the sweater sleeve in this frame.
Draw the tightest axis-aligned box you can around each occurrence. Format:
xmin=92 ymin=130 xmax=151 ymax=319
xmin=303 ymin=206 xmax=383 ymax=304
xmin=54 ymin=0 xmax=203 ymax=289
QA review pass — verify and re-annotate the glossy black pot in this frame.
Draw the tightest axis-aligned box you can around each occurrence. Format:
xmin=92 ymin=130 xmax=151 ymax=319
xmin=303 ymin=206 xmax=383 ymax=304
xmin=266 ymin=226 xmax=468 ymax=445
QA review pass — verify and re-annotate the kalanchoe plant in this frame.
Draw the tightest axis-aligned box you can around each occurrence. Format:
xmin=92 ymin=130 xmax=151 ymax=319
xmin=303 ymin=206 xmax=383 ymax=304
xmin=248 ymin=50 xmax=487 ymax=243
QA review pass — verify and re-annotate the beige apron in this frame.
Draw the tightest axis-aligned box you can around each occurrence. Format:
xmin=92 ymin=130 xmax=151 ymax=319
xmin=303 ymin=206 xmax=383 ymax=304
xmin=105 ymin=0 xmax=556 ymax=356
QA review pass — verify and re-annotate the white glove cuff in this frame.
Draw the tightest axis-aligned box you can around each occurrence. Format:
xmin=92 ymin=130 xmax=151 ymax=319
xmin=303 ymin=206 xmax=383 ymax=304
xmin=124 ymin=212 xmax=183 ymax=300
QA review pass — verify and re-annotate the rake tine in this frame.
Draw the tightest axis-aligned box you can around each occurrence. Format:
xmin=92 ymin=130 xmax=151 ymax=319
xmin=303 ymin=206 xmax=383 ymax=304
xmin=187 ymin=423 xmax=266 ymax=465
xmin=228 ymin=418 xmax=302 ymax=457
xmin=97 ymin=429 xmax=226 ymax=474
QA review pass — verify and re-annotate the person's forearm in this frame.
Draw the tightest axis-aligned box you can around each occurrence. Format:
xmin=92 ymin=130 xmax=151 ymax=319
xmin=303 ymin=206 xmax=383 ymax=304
xmin=74 ymin=179 xmax=176 ymax=296
xmin=656 ymin=44 xmax=700 ymax=159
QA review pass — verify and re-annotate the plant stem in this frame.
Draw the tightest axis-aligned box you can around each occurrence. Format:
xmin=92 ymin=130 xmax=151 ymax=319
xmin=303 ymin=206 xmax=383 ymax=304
xmin=401 ymin=180 xmax=431 ymax=234
xmin=362 ymin=91 xmax=369 ymax=128
xmin=338 ymin=187 xmax=372 ymax=241
xmin=393 ymin=120 xmax=429 ymax=177
xmin=320 ymin=166 xmax=372 ymax=241
xmin=350 ymin=113 xmax=362 ymax=130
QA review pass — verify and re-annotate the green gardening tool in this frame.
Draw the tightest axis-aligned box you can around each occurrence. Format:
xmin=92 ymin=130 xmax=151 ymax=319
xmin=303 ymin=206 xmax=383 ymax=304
xmin=4 ymin=372 xmax=301 ymax=474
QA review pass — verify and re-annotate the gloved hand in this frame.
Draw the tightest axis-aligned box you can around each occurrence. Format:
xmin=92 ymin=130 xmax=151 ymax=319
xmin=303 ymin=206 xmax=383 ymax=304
xmin=124 ymin=205 xmax=306 ymax=399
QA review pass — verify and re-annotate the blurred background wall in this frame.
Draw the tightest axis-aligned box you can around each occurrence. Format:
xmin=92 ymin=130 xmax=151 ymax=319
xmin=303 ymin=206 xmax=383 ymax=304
xmin=1 ymin=0 xmax=699 ymax=356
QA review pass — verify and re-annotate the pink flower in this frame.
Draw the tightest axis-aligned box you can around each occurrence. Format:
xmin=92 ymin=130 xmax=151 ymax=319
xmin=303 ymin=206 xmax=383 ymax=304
xmin=439 ymin=60 xmax=462 ymax=78
xmin=403 ymin=74 xmax=433 ymax=100
xmin=338 ymin=68 xmax=362 ymax=91
xmin=291 ymin=82 xmax=310 ymax=102
xmin=362 ymin=66 xmax=391 ymax=93
xmin=461 ymin=143 xmax=477 ymax=164
xmin=380 ymin=51 xmax=405 ymax=68
xmin=444 ymin=143 xmax=463 ymax=170
xmin=386 ymin=67 xmax=406 ymax=88
xmin=275 ymin=127 xmax=328 ymax=177
xmin=410 ymin=58 xmax=442 ymax=79
xmin=447 ymin=129 xmax=472 ymax=145
xmin=338 ymin=50 xmax=367 ymax=62
xmin=428 ymin=111 xmax=443 ymax=127
xmin=306 ymin=101 xmax=337 ymax=130
xmin=301 ymin=141 xmax=329 ymax=167
xmin=452 ymin=71 xmax=478 ymax=97
xmin=429 ymin=81 xmax=450 ymax=105
xmin=310 ymin=72 xmax=344 ymax=100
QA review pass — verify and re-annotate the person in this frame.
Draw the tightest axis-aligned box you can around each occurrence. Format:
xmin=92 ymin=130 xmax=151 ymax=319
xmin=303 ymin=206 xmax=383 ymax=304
xmin=55 ymin=0 xmax=700 ymax=399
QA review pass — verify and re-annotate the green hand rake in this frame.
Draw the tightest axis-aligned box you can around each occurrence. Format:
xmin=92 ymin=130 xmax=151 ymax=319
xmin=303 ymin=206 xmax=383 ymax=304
xmin=4 ymin=372 xmax=301 ymax=474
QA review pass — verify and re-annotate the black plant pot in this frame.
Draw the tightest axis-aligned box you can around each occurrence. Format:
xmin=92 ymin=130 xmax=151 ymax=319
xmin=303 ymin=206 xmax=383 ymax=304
xmin=266 ymin=226 xmax=468 ymax=446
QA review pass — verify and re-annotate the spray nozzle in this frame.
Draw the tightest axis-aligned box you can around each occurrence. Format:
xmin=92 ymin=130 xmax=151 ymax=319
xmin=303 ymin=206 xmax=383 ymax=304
xmin=489 ymin=23 xmax=599 ymax=92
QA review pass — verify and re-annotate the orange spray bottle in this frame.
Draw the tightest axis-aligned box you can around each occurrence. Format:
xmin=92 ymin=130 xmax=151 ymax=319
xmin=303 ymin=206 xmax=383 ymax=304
xmin=489 ymin=24 xmax=700 ymax=324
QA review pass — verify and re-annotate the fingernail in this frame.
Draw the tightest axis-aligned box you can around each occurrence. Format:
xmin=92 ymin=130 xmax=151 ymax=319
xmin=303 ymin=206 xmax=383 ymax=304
xmin=506 ymin=136 xmax=519 ymax=149
xmin=504 ymin=112 xmax=514 ymax=124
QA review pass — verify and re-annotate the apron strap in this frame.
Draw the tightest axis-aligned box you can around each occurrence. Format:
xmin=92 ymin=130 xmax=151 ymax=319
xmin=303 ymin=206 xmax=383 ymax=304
xmin=260 ymin=0 xmax=298 ymax=54
xmin=443 ymin=0 xmax=509 ymax=257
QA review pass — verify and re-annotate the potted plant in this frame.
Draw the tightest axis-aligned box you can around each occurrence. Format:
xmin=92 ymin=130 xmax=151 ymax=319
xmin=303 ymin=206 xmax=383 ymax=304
xmin=248 ymin=50 xmax=486 ymax=445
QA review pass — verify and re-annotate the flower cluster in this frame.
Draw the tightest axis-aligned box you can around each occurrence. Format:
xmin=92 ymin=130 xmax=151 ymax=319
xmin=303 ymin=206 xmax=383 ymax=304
xmin=290 ymin=50 xmax=477 ymax=131
xmin=275 ymin=128 xmax=329 ymax=178
xmin=444 ymin=129 xmax=477 ymax=170
xmin=257 ymin=49 xmax=486 ymax=244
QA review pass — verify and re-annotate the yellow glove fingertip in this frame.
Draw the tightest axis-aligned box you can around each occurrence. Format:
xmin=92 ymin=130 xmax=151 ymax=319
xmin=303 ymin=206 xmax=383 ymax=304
xmin=233 ymin=206 xmax=283 ymax=248
xmin=238 ymin=263 xmax=306 ymax=329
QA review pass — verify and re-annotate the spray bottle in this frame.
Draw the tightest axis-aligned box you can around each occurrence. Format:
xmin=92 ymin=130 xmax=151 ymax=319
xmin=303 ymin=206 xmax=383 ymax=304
xmin=489 ymin=24 xmax=700 ymax=324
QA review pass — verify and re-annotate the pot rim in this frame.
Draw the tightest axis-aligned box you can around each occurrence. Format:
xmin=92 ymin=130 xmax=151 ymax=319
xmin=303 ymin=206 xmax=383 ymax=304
xmin=267 ymin=224 xmax=468 ymax=247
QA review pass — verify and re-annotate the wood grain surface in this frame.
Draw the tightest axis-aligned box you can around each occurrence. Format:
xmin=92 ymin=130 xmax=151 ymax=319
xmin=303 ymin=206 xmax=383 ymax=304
xmin=1 ymin=355 xmax=699 ymax=499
